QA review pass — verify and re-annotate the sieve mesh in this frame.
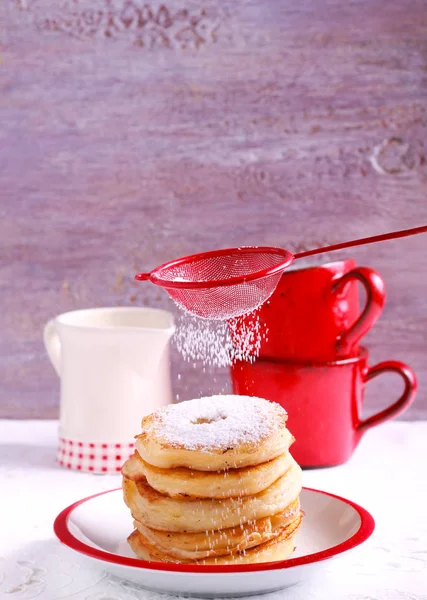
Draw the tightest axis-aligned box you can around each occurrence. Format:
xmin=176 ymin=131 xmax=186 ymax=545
xmin=155 ymin=250 xmax=289 ymax=283
xmin=152 ymin=249 xmax=292 ymax=320
xmin=166 ymin=274 xmax=283 ymax=319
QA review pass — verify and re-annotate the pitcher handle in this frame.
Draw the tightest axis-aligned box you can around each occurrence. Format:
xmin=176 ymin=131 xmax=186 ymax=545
xmin=43 ymin=319 xmax=61 ymax=376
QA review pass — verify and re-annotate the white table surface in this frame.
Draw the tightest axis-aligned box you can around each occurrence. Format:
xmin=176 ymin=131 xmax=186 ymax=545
xmin=1 ymin=419 xmax=426 ymax=600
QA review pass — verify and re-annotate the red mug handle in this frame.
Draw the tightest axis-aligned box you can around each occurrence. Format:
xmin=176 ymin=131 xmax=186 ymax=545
xmin=357 ymin=360 xmax=417 ymax=435
xmin=332 ymin=267 xmax=386 ymax=355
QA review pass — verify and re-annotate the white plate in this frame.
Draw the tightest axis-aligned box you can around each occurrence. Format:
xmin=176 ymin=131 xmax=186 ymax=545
xmin=54 ymin=487 xmax=375 ymax=597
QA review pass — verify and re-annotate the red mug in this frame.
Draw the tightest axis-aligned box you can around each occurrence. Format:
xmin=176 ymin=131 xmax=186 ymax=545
xmin=230 ymin=348 xmax=416 ymax=467
xmin=231 ymin=260 xmax=386 ymax=362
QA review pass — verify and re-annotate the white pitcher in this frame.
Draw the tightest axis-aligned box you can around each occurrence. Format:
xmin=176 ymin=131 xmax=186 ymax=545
xmin=44 ymin=307 xmax=175 ymax=473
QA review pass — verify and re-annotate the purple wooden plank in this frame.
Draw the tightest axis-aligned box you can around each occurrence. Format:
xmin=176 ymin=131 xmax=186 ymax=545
xmin=1 ymin=0 xmax=427 ymax=418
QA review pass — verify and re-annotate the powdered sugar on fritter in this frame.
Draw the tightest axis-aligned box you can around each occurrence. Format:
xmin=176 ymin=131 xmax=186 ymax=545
xmin=148 ymin=395 xmax=286 ymax=451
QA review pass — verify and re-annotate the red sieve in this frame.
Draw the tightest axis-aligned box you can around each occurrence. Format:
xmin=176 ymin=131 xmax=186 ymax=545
xmin=135 ymin=225 xmax=427 ymax=320
xmin=135 ymin=246 xmax=293 ymax=319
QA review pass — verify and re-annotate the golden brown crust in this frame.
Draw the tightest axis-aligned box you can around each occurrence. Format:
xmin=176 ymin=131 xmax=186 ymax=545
xmin=128 ymin=513 xmax=302 ymax=564
xmin=135 ymin=396 xmax=290 ymax=471
xmin=135 ymin=424 xmax=291 ymax=471
xmin=131 ymin=500 xmax=300 ymax=560
xmin=121 ymin=448 xmax=294 ymax=499
xmin=122 ymin=456 xmax=302 ymax=533
xmin=123 ymin=397 xmax=302 ymax=567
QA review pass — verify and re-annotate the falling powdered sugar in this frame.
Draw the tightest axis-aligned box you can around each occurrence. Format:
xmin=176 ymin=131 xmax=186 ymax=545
xmin=150 ymin=395 xmax=285 ymax=451
xmin=173 ymin=308 xmax=268 ymax=367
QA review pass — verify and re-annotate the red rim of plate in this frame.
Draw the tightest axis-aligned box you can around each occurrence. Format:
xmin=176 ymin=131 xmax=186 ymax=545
xmin=137 ymin=246 xmax=295 ymax=289
xmin=53 ymin=486 xmax=375 ymax=574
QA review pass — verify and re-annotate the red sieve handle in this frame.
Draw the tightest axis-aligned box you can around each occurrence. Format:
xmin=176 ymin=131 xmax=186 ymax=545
xmin=293 ymin=224 xmax=427 ymax=260
xmin=135 ymin=273 xmax=151 ymax=281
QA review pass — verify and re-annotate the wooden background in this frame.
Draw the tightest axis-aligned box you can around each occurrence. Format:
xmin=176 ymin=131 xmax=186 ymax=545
xmin=2 ymin=0 xmax=427 ymax=419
